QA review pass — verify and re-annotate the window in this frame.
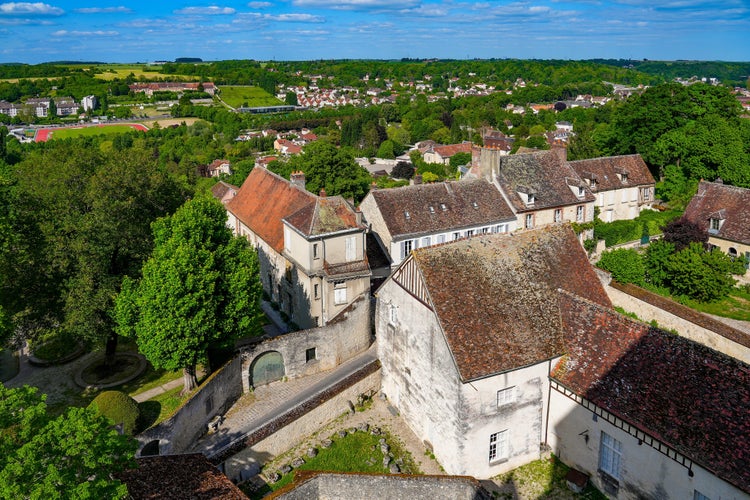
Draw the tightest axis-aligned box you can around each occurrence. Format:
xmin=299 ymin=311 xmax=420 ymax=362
xmin=401 ymin=240 xmax=413 ymax=260
xmin=578 ymin=186 xmax=585 ymax=197
xmin=314 ymin=283 xmax=320 ymax=300
xmin=729 ymin=247 xmax=738 ymax=258
xmin=709 ymin=218 xmax=721 ymax=232
xmin=313 ymin=243 xmax=319 ymax=259
xmin=305 ymin=347 xmax=317 ymax=363
xmin=437 ymin=234 xmax=446 ymax=244
xmin=525 ymin=214 xmax=534 ymax=229
xmin=554 ymin=209 xmax=562 ymax=223
xmin=489 ymin=430 xmax=509 ymax=463
xmin=466 ymin=229 xmax=475 ymax=237
xmin=599 ymin=431 xmax=622 ymax=480
xmin=421 ymin=236 xmax=431 ymax=247
xmin=693 ymin=490 xmax=711 ymax=500
xmin=497 ymin=387 xmax=515 ymax=407
xmin=389 ymin=304 xmax=398 ymax=325
xmin=453 ymin=232 xmax=461 ymax=240
xmin=642 ymin=188 xmax=651 ymax=201
xmin=334 ymin=281 xmax=347 ymax=305
xmin=346 ymin=236 xmax=356 ymax=262
xmin=440 ymin=203 xmax=447 ymax=211
xmin=429 ymin=205 xmax=435 ymax=214
xmin=576 ymin=205 xmax=584 ymax=222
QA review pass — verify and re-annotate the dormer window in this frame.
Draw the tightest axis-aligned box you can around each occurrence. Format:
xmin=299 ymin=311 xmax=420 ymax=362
xmin=578 ymin=186 xmax=585 ymax=197
xmin=429 ymin=206 xmax=435 ymax=214
xmin=617 ymin=171 xmax=629 ymax=183
xmin=472 ymin=201 xmax=479 ymax=209
xmin=709 ymin=218 xmax=722 ymax=232
xmin=440 ymin=203 xmax=447 ymax=211
xmin=404 ymin=211 xmax=410 ymax=220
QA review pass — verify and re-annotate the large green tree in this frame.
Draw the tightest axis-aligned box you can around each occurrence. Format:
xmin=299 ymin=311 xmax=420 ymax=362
xmin=115 ymin=196 xmax=262 ymax=393
xmin=0 ymin=383 xmax=136 ymax=498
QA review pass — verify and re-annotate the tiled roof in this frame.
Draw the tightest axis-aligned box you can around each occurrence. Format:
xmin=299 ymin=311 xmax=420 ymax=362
xmin=117 ymin=454 xmax=248 ymax=499
xmin=227 ymin=168 xmax=359 ymax=253
xmin=553 ymin=293 xmax=750 ymax=494
xmin=366 ymin=179 xmax=516 ymax=240
xmin=496 ymin=151 xmax=595 ymax=212
xmin=683 ymin=180 xmax=750 ymax=245
xmin=210 ymin=180 xmax=238 ymax=204
xmin=431 ymin=142 xmax=473 ymax=159
xmin=411 ymin=225 xmax=611 ymax=381
xmin=284 ymin=197 xmax=364 ymax=237
xmin=569 ymin=154 xmax=655 ymax=191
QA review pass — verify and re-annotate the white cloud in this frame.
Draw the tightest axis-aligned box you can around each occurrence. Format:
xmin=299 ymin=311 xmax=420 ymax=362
xmin=248 ymin=1 xmax=272 ymax=7
xmin=52 ymin=29 xmax=119 ymax=36
xmin=235 ymin=12 xmax=325 ymax=23
xmin=75 ymin=6 xmax=132 ymax=14
xmin=0 ymin=16 xmax=52 ymax=24
xmin=0 ymin=2 xmax=63 ymax=15
xmin=174 ymin=6 xmax=236 ymax=15
xmin=293 ymin=0 xmax=419 ymax=10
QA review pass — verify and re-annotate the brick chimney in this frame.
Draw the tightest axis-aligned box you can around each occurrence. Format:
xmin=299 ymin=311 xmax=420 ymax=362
xmin=319 ymin=187 xmax=327 ymax=197
xmin=290 ymin=171 xmax=306 ymax=190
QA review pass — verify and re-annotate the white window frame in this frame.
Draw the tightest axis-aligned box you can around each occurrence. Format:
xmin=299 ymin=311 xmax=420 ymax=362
xmin=313 ymin=242 xmax=320 ymax=260
xmin=401 ymin=239 xmax=413 ymax=260
xmin=554 ymin=209 xmax=562 ymax=223
xmin=709 ymin=218 xmax=721 ymax=232
xmin=489 ymin=430 xmax=509 ymax=463
xmin=576 ymin=205 xmax=584 ymax=222
xmin=334 ymin=281 xmax=347 ymax=305
xmin=599 ymin=431 xmax=622 ymax=480
xmin=421 ymin=236 xmax=431 ymax=247
xmin=525 ymin=213 xmax=534 ymax=229
xmin=437 ymin=234 xmax=446 ymax=244
xmin=497 ymin=387 xmax=515 ymax=407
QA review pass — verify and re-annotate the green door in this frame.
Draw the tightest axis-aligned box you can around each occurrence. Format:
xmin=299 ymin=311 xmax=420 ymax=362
xmin=251 ymin=351 xmax=285 ymax=387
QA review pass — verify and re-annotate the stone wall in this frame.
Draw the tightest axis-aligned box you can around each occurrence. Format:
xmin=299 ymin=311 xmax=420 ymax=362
xmin=272 ymin=472 xmax=492 ymax=500
xmin=136 ymin=355 xmax=242 ymax=456
xmin=596 ymin=269 xmax=750 ymax=362
xmin=217 ymin=361 xmax=381 ymax=482
xmin=240 ymin=296 xmax=371 ymax=393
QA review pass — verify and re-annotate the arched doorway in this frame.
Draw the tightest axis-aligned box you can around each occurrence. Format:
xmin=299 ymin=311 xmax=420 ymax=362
xmin=141 ymin=439 xmax=160 ymax=456
xmin=250 ymin=351 xmax=285 ymax=387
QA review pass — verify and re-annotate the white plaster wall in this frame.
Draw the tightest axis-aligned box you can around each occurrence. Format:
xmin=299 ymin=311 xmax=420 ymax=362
xmin=547 ymin=390 xmax=746 ymax=499
xmin=376 ymin=281 xmax=464 ymax=475
xmin=457 ymin=359 xmax=557 ymax=478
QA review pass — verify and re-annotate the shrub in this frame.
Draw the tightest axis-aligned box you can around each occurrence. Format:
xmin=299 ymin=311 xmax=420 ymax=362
xmin=597 ymin=248 xmax=645 ymax=286
xmin=89 ymin=390 xmax=141 ymax=435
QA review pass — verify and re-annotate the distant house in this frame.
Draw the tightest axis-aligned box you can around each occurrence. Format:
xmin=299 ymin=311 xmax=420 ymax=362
xmin=54 ymin=98 xmax=78 ymax=116
xmin=482 ymin=130 xmax=514 ymax=155
xmin=274 ymin=138 xmax=302 ymax=155
xmin=569 ymin=154 xmax=655 ymax=222
xmin=683 ymin=180 xmax=750 ymax=265
xmin=226 ymin=168 xmax=370 ymax=329
xmin=485 ymin=150 xmax=596 ymax=233
xmin=210 ymin=180 xmax=238 ymax=205
xmin=359 ymin=178 xmax=517 ymax=267
xmin=24 ymin=97 xmax=50 ymax=117
xmin=422 ymin=142 xmax=473 ymax=166
xmin=375 ymin=226 xmax=611 ymax=478
xmin=203 ymin=159 xmax=232 ymax=178
xmin=81 ymin=95 xmax=98 ymax=112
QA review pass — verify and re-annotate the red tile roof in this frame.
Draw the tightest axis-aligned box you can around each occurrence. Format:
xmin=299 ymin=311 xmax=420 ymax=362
xmin=365 ymin=179 xmax=516 ymax=239
xmin=496 ymin=151 xmax=596 ymax=212
xmin=554 ymin=293 xmax=750 ymax=494
xmin=117 ymin=454 xmax=248 ymax=499
xmin=683 ymin=180 xmax=750 ymax=245
xmin=410 ymin=225 xmax=610 ymax=381
xmin=569 ymin=154 xmax=655 ymax=191
xmin=226 ymin=168 xmax=362 ymax=253
xmin=431 ymin=142 xmax=473 ymax=159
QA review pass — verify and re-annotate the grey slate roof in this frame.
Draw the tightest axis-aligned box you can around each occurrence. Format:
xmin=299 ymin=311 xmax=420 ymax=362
xmin=366 ymin=179 xmax=516 ymax=240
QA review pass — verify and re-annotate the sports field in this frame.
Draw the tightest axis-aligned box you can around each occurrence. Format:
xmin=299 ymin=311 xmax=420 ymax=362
xmin=218 ymin=85 xmax=281 ymax=108
xmin=35 ymin=123 xmax=148 ymax=142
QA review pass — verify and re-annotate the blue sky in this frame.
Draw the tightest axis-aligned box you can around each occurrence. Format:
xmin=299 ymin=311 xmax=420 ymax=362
xmin=0 ymin=1 xmax=748 ymax=63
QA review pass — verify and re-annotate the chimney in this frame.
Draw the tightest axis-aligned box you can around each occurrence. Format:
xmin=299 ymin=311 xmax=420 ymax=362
xmin=319 ymin=187 xmax=327 ymax=197
xmin=290 ymin=171 xmax=306 ymax=190
xmin=551 ymin=144 xmax=567 ymax=162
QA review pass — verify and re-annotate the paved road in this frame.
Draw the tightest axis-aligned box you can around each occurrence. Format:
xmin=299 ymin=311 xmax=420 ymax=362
xmin=191 ymin=343 xmax=378 ymax=459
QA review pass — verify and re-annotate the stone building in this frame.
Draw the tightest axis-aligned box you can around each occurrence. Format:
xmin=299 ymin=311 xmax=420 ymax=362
xmin=225 ymin=168 xmax=370 ymax=329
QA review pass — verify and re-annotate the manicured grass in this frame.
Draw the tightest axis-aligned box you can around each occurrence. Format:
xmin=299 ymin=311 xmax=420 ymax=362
xmin=45 ymin=124 xmax=144 ymax=140
xmin=93 ymin=66 xmax=199 ymax=81
xmin=115 ymin=364 xmax=182 ymax=398
xmin=494 ymin=455 xmax=606 ymax=499
xmin=218 ymin=85 xmax=282 ymax=108
xmin=683 ymin=286 xmax=750 ymax=321
xmin=137 ymin=386 xmax=185 ymax=430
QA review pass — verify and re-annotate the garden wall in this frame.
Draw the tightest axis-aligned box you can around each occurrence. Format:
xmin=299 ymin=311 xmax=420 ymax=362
xmin=596 ymin=269 xmax=750 ymax=362
xmin=136 ymin=354 xmax=242 ymax=457
xmin=216 ymin=360 xmax=381 ymax=482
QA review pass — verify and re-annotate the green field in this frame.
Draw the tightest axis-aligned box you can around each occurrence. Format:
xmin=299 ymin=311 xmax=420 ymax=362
xmin=218 ymin=85 xmax=281 ymax=108
xmin=45 ymin=124 xmax=145 ymax=140
xmin=91 ymin=64 xmax=199 ymax=81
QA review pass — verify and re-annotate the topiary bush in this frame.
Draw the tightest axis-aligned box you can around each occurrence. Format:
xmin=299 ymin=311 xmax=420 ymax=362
xmin=89 ymin=390 xmax=141 ymax=435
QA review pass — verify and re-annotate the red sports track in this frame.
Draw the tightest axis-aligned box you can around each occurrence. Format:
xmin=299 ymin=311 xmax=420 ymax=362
xmin=34 ymin=123 xmax=149 ymax=142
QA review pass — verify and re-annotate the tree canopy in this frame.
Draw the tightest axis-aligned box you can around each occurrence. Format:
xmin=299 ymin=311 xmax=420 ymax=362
xmin=0 ymin=383 xmax=136 ymax=498
xmin=115 ymin=196 xmax=263 ymax=393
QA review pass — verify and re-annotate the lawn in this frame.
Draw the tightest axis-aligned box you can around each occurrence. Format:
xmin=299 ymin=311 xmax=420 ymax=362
xmin=92 ymin=65 xmax=200 ymax=81
xmin=249 ymin=429 xmax=420 ymax=497
xmin=493 ymin=455 xmax=606 ymax=499
xmin=43 ymin=124 xmax=146 ymax=141
xmin=137 ymin=386 xmax=186 ymax=430
xmin=218 ymin=85 xmax=282 ymax=108
xmin=683 ymin=286 xmax=750 ymax=321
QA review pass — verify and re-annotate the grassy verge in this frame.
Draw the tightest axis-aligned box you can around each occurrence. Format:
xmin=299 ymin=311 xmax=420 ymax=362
xmin=682 ymin=286 xmax=750 ymax=321
xmin=494 ymin=455 xmax=606 ymax=499
xmin=137 ymin=385 xmax=185 ymax=430
xmin=218 ymin=85 xmax=281 ymax=108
